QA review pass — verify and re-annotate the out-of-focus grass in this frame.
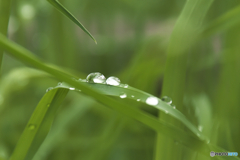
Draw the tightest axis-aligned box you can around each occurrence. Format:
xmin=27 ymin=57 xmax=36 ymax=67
xmin=0 ymin=0 xmax=240 ymax=160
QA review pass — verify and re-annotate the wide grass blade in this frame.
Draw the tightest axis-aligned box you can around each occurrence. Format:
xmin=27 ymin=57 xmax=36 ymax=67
xmin=10 ymin=88 xmax=69 ymax=160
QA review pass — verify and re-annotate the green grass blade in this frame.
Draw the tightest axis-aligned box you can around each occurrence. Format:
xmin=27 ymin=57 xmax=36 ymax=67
xmin=202 ymin=5 xmax=240 ymax=37
xmin=47 ymin=0 xmax=97 ymax=44
xmin=156 ymin=0 xmax=214 ymax=159
xmin=58 ymin=81 xmax=206 ymax=140
xmin=0 ymin=0 xmax=12 ymax=76
xmin=10 ymin=88 xmax=69 ymax=160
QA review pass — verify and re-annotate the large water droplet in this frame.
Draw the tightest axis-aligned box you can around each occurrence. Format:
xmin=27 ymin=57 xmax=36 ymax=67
xmin=28 ymin=124 xmax=36 ymax=130
xmin=58 ymin=82 xmax=62 ymax=86
xmin=106 ymin=76 xmax=120 ymax=86
xmin=146 ymin=97 xmax=158 ymax=106
xmin=120 ymin=93 xmax=127 ymax=99
xmin=161 ymin=96 xmax=172 ymax=104
xmin=46 ymin=87 xmax=53 ymax=92
xmin=86 ymin=72 xmax=106 ymax=84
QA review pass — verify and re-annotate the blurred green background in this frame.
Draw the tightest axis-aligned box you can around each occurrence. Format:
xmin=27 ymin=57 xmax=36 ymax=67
xmin=0 ymin=0 xmax=240 ymax=159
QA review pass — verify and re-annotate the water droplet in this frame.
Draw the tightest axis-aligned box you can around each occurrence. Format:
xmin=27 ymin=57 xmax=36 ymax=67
xmin=198 ymin=125 xmax=203 ymax=132
xmin=86 ymin=72 xmax=106 ymax=84
xmin=120 ymin=93 xmax=127 ymax=99
xmin=171 ymin=104 xmax=176 ymax=109
xmin=69 ymin=87 xmax=75 ymax=90
xmin=146 ymin=97 xmax=158 ymax=105
xmin=124 ymin=84 xmax=128 ymax=88
xmin=137 ymin=99 xmax=140 ymax=101
xmin=161 ymin=96 xmax=172 ymax=104
xmin=58 ymin=82 xmax=62 ymax=86
xmin=28 ymin=124 xmax=36 ymax=130
xmin=131 ymin=95 xmax=135 ymax=98
xmin=165 ymin=110 xmax=169 ymax=114
xmin=46 ymin=87 xmax=53 ymax=92
xmin=47 ymin=103 xmax=50 ymax=108
xmin=106 ymin=76 xmax=121 ymax=86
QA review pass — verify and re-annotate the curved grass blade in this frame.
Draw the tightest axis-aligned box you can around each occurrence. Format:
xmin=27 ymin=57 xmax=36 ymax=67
xmin=47 ymin=0 xmax=97 ymax=44
xmin=1 ymin=34 xmax=238 ymax=159
xmin=10 ymin=88 xmax=68 ymax=160
xmin=58 ymin=81 xmax=206 ymax=140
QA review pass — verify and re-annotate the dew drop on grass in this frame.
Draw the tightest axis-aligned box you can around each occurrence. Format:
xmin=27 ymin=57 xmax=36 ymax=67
xmin=198 ymin=125 xmax=203 ymax=132
xmin=28 ymin=124 xmax=36 ymax=130
xmin=165 ymin=110 xmax=169 ymax=114
xmin=146 ymin=97 xmax=158 ymax=105
xmin=106 ymin=76 xmax=120 ymax=86
xmin=137 ymin=99 xmax=140 ymax=101
xmin=131 ymin=95 xmax=135 ymax=98
xmin=120 ymin=93 xmax=127 ymax=99
xmin=161 ymin=96 xmax=172 ymax=104
xmin=171 ymin=104 xmax=176 ymax=109
xmin=46 ymin=87 xmax=53 ymax=92
xmin=69 ymin=87 xmax=75 ymax=90
xmin=86 ymin=72 xmax=106 ymax=84
xmin=58 ymin=82 xmax=62 ymax=86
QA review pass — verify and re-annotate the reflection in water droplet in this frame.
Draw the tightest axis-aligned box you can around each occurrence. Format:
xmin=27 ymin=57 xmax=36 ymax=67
xmin=161 ymin=96 xmax=172 ymax=104
xmin=86 ymin=72 xmax=106 ymax=84
xmin=46 ymin=87 xmax=53 ymax=92
xmin=171 ymin=104 xmax=176 ymax=109
xmin=146 ymin=97 xmax=158 ymax=105
xmin=58 ymin=82 xmax=62 ymax=86
xmin=106 ymin=76 xmax=121 ymax=86
xmin=120 ymin=93 xmax=127 ymax=99
xmin=28 ymin=124 xmax=36 ymax=130
xmin=137 ymin=99 xmax=140 ymax=101
xmin=69 ymin=88 xmax=75 ymax=90
xmin=198 ymin=125 xmax=203 ymax=132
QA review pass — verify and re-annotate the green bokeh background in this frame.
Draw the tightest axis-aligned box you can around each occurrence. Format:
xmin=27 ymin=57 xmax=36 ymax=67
xmin=0 ymin=0 xmax=240 ymax=159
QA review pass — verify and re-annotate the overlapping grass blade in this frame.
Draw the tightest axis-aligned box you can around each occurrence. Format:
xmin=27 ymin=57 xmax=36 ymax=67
xmin=10 ymin=88 xmax=69 ymax=160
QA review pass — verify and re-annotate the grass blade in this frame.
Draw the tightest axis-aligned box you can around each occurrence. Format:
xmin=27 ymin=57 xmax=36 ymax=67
xmin=47 ymin=0 xmax=97 ymax=44
xmin=10 ymin=88 xmax=68 ymax=160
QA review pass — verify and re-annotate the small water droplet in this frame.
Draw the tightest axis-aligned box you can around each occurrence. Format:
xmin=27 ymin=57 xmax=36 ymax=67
xmin=165 ymin=110 xmax=169 ymax=114
xmin=47 ymin=103 xmax=50 ymax=108
xmin=46 ymin=87 xmax=53 ymax=92
xmin=69 ymin=87 xmax=75 ymax=90
xmin=106 ymin=76 xmax=121 ymax=86
xmin=137 ymin=99 xmax=140 ymax=101
xmin=28 ymin=124 xmax=36 ymax=130
xmin=198 ymin=125 xmax=203 ymax=132
xmin=58 ymin=82 xmax=62 ymax=86
xmin=171 ymin=104 xmax=176 ymax=109
xmin=161 ymin=96 xmax=172 ymax=104
xmin=86 ymin=72 xmax=106 ymax=84
xmin=146 ymin=97 xmax=158 ymax=105
xmin=131 ymin=95 xmax=135 ymax=98
xmin=120 ymin=93 xmax=127 ymax=99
